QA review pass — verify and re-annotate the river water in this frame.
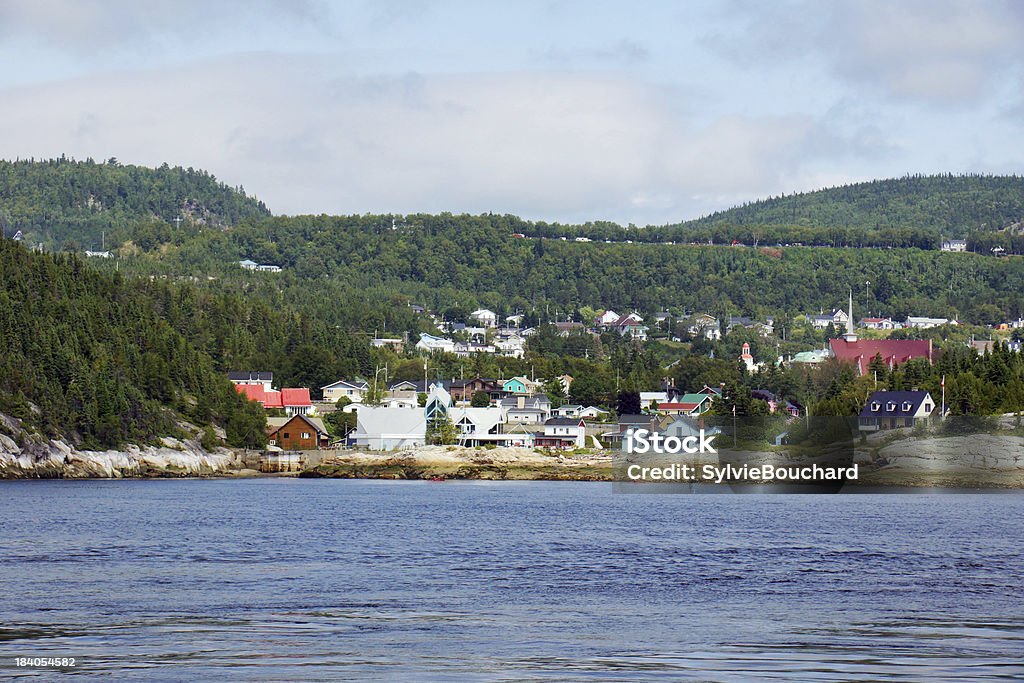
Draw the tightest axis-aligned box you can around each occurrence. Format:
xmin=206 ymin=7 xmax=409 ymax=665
xmin=1 ymin=479 xmax=1022 ymax=681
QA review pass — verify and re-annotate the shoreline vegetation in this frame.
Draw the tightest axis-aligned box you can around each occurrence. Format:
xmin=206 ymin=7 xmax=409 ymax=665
xmin=2 ymin=436 xmax=1023 ymax=488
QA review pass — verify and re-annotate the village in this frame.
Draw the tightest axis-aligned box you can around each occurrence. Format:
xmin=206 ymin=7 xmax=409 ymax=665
xmin=225 ymin=293 xmax=1021 ymax=471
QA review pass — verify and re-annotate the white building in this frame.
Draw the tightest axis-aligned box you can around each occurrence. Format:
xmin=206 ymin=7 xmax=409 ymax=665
xmin=469 ymin=309 xmax=498 ymax=328
xmin=321 ymin=379 xmax=369 ymax=403
xmin=416 ymin=333 xmax=456 ymax=353
xmin=941 ymin=240 xmax=968 ymax=252
xmin=351 ymin=405 xmax=426 ymax=450
xmin=905 ymin=316 xmax=952 ymax=329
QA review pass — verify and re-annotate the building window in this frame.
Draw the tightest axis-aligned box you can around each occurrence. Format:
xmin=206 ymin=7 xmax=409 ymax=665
xmin=283 ymin=432 xmax=290 ymax=439
xmin=302 ymin=432 xmax=310 ymax=439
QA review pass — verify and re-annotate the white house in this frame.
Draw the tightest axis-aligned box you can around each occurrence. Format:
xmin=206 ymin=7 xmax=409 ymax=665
xmin=941 ymin=240 xmax=968 ymax=252
xmin=596 ymin=310 xmax=621 ymax=327
xmin=860 ymin=317 xmax=899 ymax=330
xmin=228 ymin=371 xmax=273 ymax=391
xmin=416 ymin=333 xmax=456 ymax=353
xmin=905 ymin=316 xmax=953 ymax=329
xmin=500 ymin=395 xmax=552 ymax=424
xmin=493 ymin=335 xmax=525 ymax=358
xmin=811 ymin=309 xmax=849 ymax=329
xmin=469 ymin=309 xmax=498 ymax=328
xmin=351 ymin=405 xmax=426 ymax=450
xmin=449 ymin=407 xmax=506 ymax=446
xmin=321 ymin=379 xmax=369 ymax=403
xmin=535 ymin=418 xmax=587 ymax=449
xmin=858 ymin=391 xmax=935 ymax=432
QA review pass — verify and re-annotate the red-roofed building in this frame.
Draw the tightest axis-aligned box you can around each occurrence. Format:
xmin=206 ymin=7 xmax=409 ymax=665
xmin=828 ymin=338 xmax=933 ymax=376
xmin=235 ymin=384 xmax=312 ymax=415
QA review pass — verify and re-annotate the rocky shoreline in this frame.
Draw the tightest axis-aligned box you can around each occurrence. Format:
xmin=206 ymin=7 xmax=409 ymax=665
xmin=2 ymin=427 xmax=1024 ymax=487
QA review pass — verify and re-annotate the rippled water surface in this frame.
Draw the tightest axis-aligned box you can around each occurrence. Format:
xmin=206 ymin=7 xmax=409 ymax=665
xmin=1 ymin=479 xmax=1022 ymax=681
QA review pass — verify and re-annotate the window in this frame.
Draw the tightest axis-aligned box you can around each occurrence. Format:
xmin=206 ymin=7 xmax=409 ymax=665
xmin=302 ymin=432 xmax=310 ymax=439
xmin=283 ymin=432 xmax=290 ymax=438
xmin=887 ymin=402 xmax=896 ymax=411
xmin=871 ymin=402 xmax=880 ymax=412
xmin=902 ymin=402 xmax=912 ymax=412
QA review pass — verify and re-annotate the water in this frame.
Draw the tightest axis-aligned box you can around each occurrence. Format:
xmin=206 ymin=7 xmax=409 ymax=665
xmin=1 ymin=479 xmax=1022 ymax=681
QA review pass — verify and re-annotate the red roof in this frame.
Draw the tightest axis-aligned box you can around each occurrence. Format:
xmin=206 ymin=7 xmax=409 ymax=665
xmin=659 ymin=402 xmax=702 ymax=412
xmin=235 ymin=384 xmax=265 ymax=403
xmin=281 ymin=388 xmax=311 ymax=407
xmin=234 ymin=383 xmax=285 ymax=408
xmin=828 ymin=338 xmax=932 ymax=376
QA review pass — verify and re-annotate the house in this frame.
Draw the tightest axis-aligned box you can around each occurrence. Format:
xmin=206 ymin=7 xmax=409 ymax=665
xmin=448 ymin=378 xmax=504 ymax=403
xmin=596 ymin=310 xmax=621 ymax=327
xmin=941 ymin=240 xmax=968 ymax=252
xmin=554 ymin=404 xmax=584 ymax=418
xmin=751 ymin=389 xmax=801 ymax=417
xmin=905 ymin=316 xmax=953 ymax=329
xmin=351 ymin=405 xmax=426 ymax=450
xmin=684 ymin=313 xmax=721 ymax=340
xmin=256 ymin=264 xmax=282 ymax=273
xmin=810 ymin=309 xmax=849 ymax=330
xmin=266 ymin=415 xmax=329 ymax=450
xmin=553 ymin=321 xmax=584 ymax=337
xmin=640 ymin=391 xmax=669 ymax=410
xmin=505 ymin=314 xmax=525 ymax=327
xmin=235 ymin=384 xmax=314 ymax=416
xmin=416 ymin=333 xmax=456 ymax=353
xmin=238 ymin=259 xmax=259 ymax=270
xmin=860 ymin=317 xmax=898 ymax=330
xmin=790 ymin=349 xmax=830 ymax=365
xmin=85 ymin=250 xmax=112 ymax=258
xmin=370 ymin=338 xmax=406 ymax=352
xmin=858 ymin=391 xmax=935 ymax=432
xmin=228 ymin=371 xmax=273 ymax=391
xmin=577 ymin=406 xmax=609 ymax=420
xmin=454 ymin=342 xmax=497 ymax=356
xmin=535 ymin=418 xmax=587 ymax=449
xmin=658 ymin=393 xmax=715 ymax=417
xmin=502 ymin=376 xmax=539 ymax=395
xmin=469 ymin=309 xmax=498 ymax=328
xmin=321 ymin=379 xmax=369 ymax=403
xmin=604 ymin=414 xmax=661 ymax=447
xmin=493 ymin=335 xmax=525 ymax=358
xmin=612 ymin=313 xmax=647 ymax=340
xmin=450 ymin=407 xmax=506 ymax=446
xmin=500 ymin=395 xmax=552 ymax=423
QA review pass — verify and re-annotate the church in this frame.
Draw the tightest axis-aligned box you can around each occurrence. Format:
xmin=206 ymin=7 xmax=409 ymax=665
xmin=828 ymin=294 xmax=933 ymax=376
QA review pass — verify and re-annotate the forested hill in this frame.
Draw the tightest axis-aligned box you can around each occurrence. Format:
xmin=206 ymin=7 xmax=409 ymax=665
xmin=0 ymin=157 xmax=269 ymax=250
xmin=0 ymin=235 xmax=374 ymax=451
xmin=682 ymin=174 xmax=1024 ymax=237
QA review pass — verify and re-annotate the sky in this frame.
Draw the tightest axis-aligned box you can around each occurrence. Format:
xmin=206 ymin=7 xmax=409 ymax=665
xmin=1 ymin=0 xmax=1022 ymax=225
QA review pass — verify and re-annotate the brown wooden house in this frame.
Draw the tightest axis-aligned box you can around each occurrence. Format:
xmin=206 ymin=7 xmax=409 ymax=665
xmin=449 ymin=378 xmax=504 ymax=403
xmin=266 ymin=415 xmax=329 ymax=450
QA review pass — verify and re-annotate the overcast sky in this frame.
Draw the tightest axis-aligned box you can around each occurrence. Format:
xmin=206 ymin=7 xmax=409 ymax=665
xmin=2 ymin=0 xmax=1022 ymax=225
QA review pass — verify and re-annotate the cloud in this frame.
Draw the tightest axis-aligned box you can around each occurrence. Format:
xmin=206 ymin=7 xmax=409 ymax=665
xmin=0 ymin=54 xmax=890 ymax=224
xmin=0 ymin=0 xmax=327 ymax=51
xmin=711 ymin=0 xmax=1024 ymax=105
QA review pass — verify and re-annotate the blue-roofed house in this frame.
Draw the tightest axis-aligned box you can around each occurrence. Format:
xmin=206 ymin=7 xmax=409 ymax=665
xmin=858 ymin=391 xmax=936 ymax=432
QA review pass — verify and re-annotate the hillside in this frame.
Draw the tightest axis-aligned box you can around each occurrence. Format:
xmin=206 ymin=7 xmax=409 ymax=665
xmin=0 ymin=157 xmax=269 ymax=249
xmin=0 ymin=235 xmax=375 ymax=448
xmin=682 ymin=174 xmax=1024 ymax=237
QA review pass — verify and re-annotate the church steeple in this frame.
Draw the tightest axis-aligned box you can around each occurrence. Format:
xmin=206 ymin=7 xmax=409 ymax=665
xmin=843 ymin=289 xmax=858 ymax=342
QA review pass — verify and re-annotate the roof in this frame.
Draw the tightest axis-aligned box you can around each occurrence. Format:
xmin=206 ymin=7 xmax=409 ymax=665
xmin=228 ymin=371 xmax=273 ymax=382
xmin=859 ymin=391 xmax=933 ymax=418
xmin=266 ymin=415 xmax=328 ymax=435
xmin=235 ymin=384 xmax=285 ymax=408
xmin=618 ymin=414 xmax=655 ymax=425
xmin=321 ymin=379 xmax=369 ymax=390
xmin=545 ymin=417 xmax=585 ymax=426
xmin=354 ymin=405 xmax=425 ymax=437
xmin=281 ymin=388 xmax=311 ymax=407
xmin=829 ymin=338 xmax=932 ymax=375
